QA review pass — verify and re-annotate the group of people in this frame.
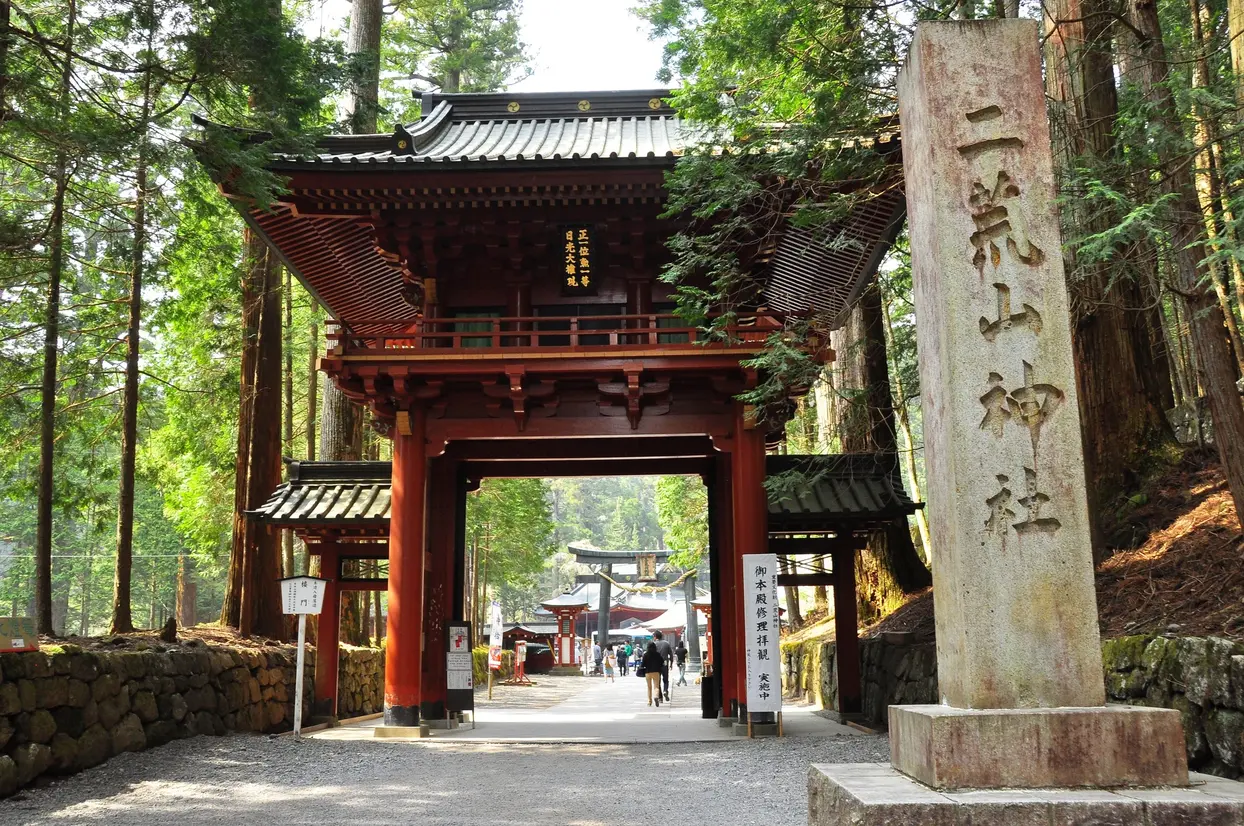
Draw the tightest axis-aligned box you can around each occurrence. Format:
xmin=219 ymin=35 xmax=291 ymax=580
xmin=583 ymin=632 xmax=691 ymax=707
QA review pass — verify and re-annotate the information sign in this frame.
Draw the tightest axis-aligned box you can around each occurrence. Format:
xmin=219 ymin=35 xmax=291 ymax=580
xmin=0 ymin=617 xmax=37 ymax=653
xmin=277 ymin=575 xmax=329 ymax=738
xmin=279 ymin=576 xmax=327 ymax=615
xmin=742 ymin=554 xmax=782 ymax=713
xmin=446 ymin=623 xmax=475 ymax=714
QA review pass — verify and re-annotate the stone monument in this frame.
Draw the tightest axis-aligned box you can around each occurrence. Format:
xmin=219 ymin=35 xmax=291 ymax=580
xmin=808 ymin=20 xmax=1244 ymax=823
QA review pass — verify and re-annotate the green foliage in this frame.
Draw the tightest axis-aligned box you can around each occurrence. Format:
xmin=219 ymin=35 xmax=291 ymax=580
xmin=636 ymin=0 xmax=906 ymax=425
xmin=655 ymin=476 xmax=707 ymax=569
xmin=383 ymin=0 xmax=530 ymax=123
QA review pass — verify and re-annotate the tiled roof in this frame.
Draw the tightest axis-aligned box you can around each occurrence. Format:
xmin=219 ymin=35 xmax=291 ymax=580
xmin=273 ymin=90 xmax=698 ymax=168
xmin=766 ymin=453 xmax=920 ymax=531
xmin=247 ymin=461 xmax=391 ymax=526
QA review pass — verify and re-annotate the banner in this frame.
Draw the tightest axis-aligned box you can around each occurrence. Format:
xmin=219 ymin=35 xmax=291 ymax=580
xmin=742 ymin=553 xmax=782 ymax=713
xmin=488 ymin=601 xmax=503 ymax=671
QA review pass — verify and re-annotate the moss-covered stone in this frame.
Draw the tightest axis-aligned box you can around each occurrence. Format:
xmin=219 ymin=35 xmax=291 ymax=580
xmin=1205 ymin=708 xmax=1244 ymax=766
xmin=1101 ymin=635 xmax=1151 ymax=673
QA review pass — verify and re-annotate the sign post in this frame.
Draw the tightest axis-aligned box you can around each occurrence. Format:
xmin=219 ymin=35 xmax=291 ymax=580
xmin=279 ymin=575 xmax=328 ymax=739
xmin=487 ymin=601 xmax=503 ymax=700
xmin=446 ymin=623 xmax=475 ymax=728
xmin=742 ymin=554 xmax=781 ymax=737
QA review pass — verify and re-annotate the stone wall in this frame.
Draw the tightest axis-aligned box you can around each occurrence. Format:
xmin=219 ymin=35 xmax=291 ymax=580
xmin=781 ymin=637 xmax=936 ymax=722
xmin=783 ymin=632 xmax=1244 ymax=778
xmin=336 ymin=644 xmax=383 ymax=717
xmin=1102 ymin=635 xmax=1244 ymax=778
xmin=0 ymin=641 xmax=386 ymax=798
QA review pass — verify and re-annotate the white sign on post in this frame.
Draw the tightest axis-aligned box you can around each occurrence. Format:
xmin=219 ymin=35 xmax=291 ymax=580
xmin=278 ymin=575 xmax=328 ymax=739
xmin=280 ymin=576 xmax=327 ymax=616
xmin=742 ymin=554 xmax=782 ymax=713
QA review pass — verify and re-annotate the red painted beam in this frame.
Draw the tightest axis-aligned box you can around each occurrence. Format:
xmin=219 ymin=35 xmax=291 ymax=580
xmin=445 ymin=436 xmax=715 ymax=461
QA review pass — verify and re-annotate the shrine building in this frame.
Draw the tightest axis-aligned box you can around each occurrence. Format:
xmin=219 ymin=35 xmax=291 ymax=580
xmin=224 ymin=89 xmax=916 ymax=731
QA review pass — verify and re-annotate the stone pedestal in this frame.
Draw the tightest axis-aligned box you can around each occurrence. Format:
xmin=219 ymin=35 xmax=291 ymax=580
xmin=889 ymin=705 xmax=1189 ymax=789
xmin=809 ymin=765 xmax=1244 ymax=826
xmin=374 ymin=724 xmax=430 ymax=739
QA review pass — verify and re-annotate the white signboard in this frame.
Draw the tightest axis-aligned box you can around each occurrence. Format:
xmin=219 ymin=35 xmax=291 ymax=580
xmin=447 ymin=622 xmax=474 ymax=692
xmin=743 ymin=553 xmax=782 ymax=713
xmin=279 ymin=576 xmax=327 ymax=615
xmin=488 ymin=601 xmax=504 ymax=671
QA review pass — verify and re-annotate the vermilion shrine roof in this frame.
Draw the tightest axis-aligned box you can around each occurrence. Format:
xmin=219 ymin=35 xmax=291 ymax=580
xmin=196 ymin=88 xmax=905 ymax=327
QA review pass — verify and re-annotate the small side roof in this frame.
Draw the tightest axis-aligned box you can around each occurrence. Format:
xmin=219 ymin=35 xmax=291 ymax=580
xmin=766 ymin=453 xmax=921 ymax=534
xmin=247 ymin=460 xmax=392 ymax=526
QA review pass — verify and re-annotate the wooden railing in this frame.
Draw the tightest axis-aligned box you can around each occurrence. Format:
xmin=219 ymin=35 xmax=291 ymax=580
xmin=325 ymin=313 xmax=781 ymax=355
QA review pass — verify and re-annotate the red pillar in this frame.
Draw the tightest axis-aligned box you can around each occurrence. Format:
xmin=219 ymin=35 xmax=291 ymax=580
xmin=832 ymin=548 xmax=862 ymax=715
xmin=421 ymin=458 xmax=455 ymax=721
xmin=731 ymin=404 xmax=768 ymax=719
xmin=313 ymin=543 xmax=341 ymax=717
xmin=385 ymin=407 xmax=428 ymax=727
xmin=714 ymin=454 xmax=738 ymax=716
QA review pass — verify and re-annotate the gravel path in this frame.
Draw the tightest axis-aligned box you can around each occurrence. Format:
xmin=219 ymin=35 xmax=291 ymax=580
xmin=0 ymin=731 xmax=889 ymax=825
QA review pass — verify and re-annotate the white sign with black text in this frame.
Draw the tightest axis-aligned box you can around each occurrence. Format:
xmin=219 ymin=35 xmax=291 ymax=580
xmin=742 ymin=553 xmax=782 ymax=713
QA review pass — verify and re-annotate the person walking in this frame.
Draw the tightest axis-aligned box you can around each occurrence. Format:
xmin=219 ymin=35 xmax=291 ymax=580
xmin=592 ymin=639 xmax=602 ymax=676
xmin=675 ymin=638 xmax=689 ymax=686
xmin=619 ymin=641 xmax=631 ymax=677
xmin=641 ymin=642 xmax=664 ymax=706
xmin=604 ymin=645 xmax=617 ymax=683
xmin=653 ymin=631 xmax=674 ymax=702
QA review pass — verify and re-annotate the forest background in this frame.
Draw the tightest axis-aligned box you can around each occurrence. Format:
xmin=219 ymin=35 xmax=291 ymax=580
xmin=2 ymin=0 xmax=1242 ymax=643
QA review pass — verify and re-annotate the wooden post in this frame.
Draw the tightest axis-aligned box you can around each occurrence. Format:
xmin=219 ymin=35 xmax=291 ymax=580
xmin=421 ymin=458 xmax=455 ymax=721
xmin=384 ymin=407 xmax=428 ymax=727
xmin=832 ymin=548 xmax=862 ymax=716
xmin=313 ymin=543 xmax=341 ymax=717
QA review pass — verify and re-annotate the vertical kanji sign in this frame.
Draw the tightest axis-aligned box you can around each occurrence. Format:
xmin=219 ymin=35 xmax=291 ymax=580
xmin=743 ymin=553 xmax=782 ymax=713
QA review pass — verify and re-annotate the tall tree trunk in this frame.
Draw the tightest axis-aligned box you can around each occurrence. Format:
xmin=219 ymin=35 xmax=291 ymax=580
xmin=222 ymin=235 xmax=286 ymax=638
xmin=780 ymin=555 xmax=803 ymax=631
xmin=177 ymin=552 xmax=197 ymax=627
xmin=1189 ymin=0 xmax=1244 ymax=374
xmin=0 ymin=1 xmax=10 ymax=122
xmin=1045 ymin=0 xmax=1175 ymax=556
xmin=306 ymin=321 xmax=317 ymax=461
xmin=35 ymin=0 xmax=76 ymax=637
xmin=112 ymin=34 xmax=155 ymax=635
xmin=282 ymin=269 xmax=295 ymax=578
xmin=830 ymin=278 xmax=931 ymax=621
xmin=1125 ymin=0 xmax=1244 ymax=527
xmin=880 ymin=295 xmax=932 ymax=562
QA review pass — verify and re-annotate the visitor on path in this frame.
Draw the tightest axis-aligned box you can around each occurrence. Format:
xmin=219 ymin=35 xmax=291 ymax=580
xmin=675 ymin=639 xmax=689 ymax=687
xmin=641 ymin=642 xmax=664 ymax=706
xmin=620 ymin=641 xmax=631 ymax=676
xmin=654 ymin=631 xmax=673 ymax=702
xmin=604 ymin=645 xmax=617 ymax=683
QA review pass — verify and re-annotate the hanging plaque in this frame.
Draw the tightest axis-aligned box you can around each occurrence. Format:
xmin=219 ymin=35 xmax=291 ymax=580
xmin=637 ymin=553 xmax=658 ymax=582
xmin=557 ymin=225 xmax=598 ymax=296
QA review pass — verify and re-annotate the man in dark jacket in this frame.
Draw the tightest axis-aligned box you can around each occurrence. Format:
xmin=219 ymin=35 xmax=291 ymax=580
xmin=653 ymin=631 xmax=674 ymax=702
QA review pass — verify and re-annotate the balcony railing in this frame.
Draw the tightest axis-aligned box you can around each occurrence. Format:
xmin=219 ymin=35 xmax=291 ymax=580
xmin=325 ymin=313 xmax=782 ymax=356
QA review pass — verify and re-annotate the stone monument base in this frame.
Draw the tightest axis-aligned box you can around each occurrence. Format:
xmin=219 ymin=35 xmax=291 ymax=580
xmin=808 ymin=764 xmax=1244 ymax=826
xmin=373 ymin=724 xmax=430 ymax=739
xmin=890 ymin=704 xmax=1188 ymax=789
